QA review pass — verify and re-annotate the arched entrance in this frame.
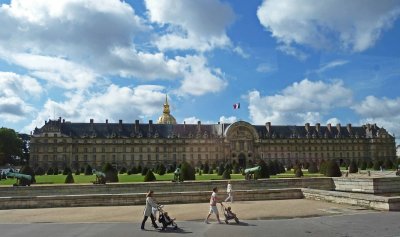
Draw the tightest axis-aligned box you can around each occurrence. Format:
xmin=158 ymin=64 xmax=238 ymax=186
xmin=238 ymin=153 xmax=246 ymax=168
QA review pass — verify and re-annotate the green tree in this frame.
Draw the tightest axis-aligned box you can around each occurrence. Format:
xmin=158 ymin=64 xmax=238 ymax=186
xmin=383 ymin=158 xmax=394 ymax=169
xmin=83 ymin=164 xmax=92 ymax=175
xmin=319 ymin=161 xmax=327 ymax=175
xmin=181 ymin=161 xmax=196 ymax=180
xmin=373 ymin=159 xmax=381 ymax=171
xmin=0 ymin=128 xmax=23 ymax=165
xmin=35 ymin=167 xmax=45 ymax=175
xmin=257 ymin=159 xmax=270 ymax=179
xmin=62 ymin=167 xmax=72 ymax=175
xmin=65 ymin=172 xmax=75 ymax=183
xmin=119 ymin=166 xmax=127 ymax=174
xmin=308 ymin=162 xmax=318 ymax=173
xmin=222 ymin=169 xmax=231 ymax=179
xmin=360 ymin=160 xmax=367 ymax=170
xmin=102 ymin=163 xmax=119 ymax=182
xmin=47 ymin=167 xmax=54 ymax=175
xmin=144 ymin=170 xmax=156 ymax=182
xmin=295 ymin=167 xmax=304 ymax=177
xmin=325 ymin=160 xmax=342 ymax=177
xmin=158 ymin=164 xmax=166 ymax=175
xmin=19 ymin=165 xmax=35 ymax=185
xmin=349 ymin=160 xmax=358 ymax=173
xmin=217 ymin=163 xmax=225 ymax=176
xmin=268 ymin=160 xmax=277 ymax=175
xmin=203 ymin=162 xmax=210 ymax=174
xmin=141 ymin=166 xmax=149 ymax=176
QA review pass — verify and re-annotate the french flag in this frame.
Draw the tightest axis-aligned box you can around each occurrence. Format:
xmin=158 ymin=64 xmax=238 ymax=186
xmin=233 ymin=103 xmax=240 ymax=109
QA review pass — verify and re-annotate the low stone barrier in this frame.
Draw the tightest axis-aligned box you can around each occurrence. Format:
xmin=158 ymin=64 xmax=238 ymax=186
xmin=0 ymin=178 xmax=333 ymax=197
xmin=302 ymin=188 xmax=400 ymax=211
xmin=333 ymin=177 xmax=400 ymax=194
xmin=0 ymin=189 xmax=303 ymax=210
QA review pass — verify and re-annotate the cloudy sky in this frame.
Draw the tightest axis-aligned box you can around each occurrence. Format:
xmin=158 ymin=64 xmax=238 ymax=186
xmin=0 ymin=0 xmax=400 ymax=145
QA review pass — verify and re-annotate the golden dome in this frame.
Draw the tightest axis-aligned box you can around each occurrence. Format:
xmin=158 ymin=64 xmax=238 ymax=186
xmin=157 ymin=95 xmax=177 ymax=124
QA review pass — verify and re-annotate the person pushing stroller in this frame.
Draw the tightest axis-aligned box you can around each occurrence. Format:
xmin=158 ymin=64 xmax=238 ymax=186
xmin=221 ymin=203 xmax=239 ymax=224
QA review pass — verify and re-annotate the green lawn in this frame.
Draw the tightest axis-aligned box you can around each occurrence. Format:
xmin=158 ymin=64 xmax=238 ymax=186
xmin=0 ymin=170 xmax=324 ymax=186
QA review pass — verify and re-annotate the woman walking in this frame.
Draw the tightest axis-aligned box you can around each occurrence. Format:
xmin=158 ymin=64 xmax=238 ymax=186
xmin=224 ymin=181 xmax=233 ymax=203
xmin=205 ymin=187 xmax=223 ymax=224
xmin=141 ymin=190 xmax=159 ymax=230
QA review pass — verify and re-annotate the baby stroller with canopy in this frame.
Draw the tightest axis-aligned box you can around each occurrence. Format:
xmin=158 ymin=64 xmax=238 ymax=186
xmin=157 ymin=205 xmax=178 ymax=231
xmin=221 ymin=203 xmax=239 ymax=224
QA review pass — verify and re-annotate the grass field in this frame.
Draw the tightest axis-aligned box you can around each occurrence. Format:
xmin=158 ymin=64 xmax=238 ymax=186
xmin=0 ymin=170 xmax=324 ymax=186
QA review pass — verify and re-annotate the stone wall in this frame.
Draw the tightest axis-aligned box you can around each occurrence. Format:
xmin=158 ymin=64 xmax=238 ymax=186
xmin=302 ymin=188 xmax=400 ymax=211
xmin=333 ymin=177 xmax=400 ymax=194
xmin=0 ymin=178 xmax=333 ymax=197
xmin=0 ymin=189 xmax=303 ymax=209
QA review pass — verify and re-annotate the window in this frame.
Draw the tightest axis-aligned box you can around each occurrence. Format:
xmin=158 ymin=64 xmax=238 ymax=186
xmin=92 ymin=147 xmax=96 ymax=153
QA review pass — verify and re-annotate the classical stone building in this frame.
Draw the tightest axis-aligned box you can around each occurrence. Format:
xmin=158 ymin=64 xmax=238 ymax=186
xmin=30 ymin=98 xmax=397 ymax=170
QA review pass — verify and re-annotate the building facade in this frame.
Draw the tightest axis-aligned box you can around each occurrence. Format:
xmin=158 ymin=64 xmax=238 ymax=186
xmin=30 ymin=99 xmax=397 ymax=170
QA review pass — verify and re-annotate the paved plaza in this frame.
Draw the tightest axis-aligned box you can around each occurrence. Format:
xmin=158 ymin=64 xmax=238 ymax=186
xmin=1 ymin=199 xmax=399 ymax=236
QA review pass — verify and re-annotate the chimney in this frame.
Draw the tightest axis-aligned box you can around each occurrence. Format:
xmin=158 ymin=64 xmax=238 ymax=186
xmin=305 ymin=123 xmax=310 ymax=132
xmin=197 ymin=121 xmax=201 ymax=132
xmin=62 ymin=119 xmax=65 ymax=123
xmin=135 ymin=120 xmax=139 ymax=133
xmin=90 ymin=119 xmax=94 ymax=124
xmin=106 ymin=119 xmax=108 ymax=124
xmin=336 ymin=123 xmax=341 ymax=133
xmin=218 ymin=121 xmax=220 ymax=124
xmin=327 ymin=123 xmax=332 ymax=132
xmin=119 ymin=119 xmax=122 ymax=125
xmin=347 ymin=123 xmax=352 ymax=133
xmin=315 ymin=123 xmax=320 ymax=132
xmin=58 ymin=117 xmax=61 ymax=122
xmin=266 ymin=122 xmax=271 ymax=133
xmin=149 ymin=120 xmax=153 ymax=133
xmin=367 ymin=123 xmax=371 ymax=130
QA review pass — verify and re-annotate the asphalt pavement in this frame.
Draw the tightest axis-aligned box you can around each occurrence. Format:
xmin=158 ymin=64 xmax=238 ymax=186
xmin=1 ymin=212 xmax=400 ymax=237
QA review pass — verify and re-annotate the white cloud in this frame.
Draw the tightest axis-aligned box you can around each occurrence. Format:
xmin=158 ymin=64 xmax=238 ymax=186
xmin=182 ymin=117 xmax=201 ymax=124
xmin=257 ymin=0 xmax=400 ymax=54
xmin=326 ymin=117 xmax=341 ymax=125
xmin=256 ymin=63 xmax=277 ymax=73
xmin=0 ymin=72 xmax=42 ymax=122
xmin=316 ymin=60 xmax=349 ymax=73
xmin=25 ymin=84 xmax=166 ymax=131
xmin=219 ymin=116 xmax=237 ymax=123
xmin=176 ymin=55 xmax=227 ymax=96
xmin=145 ymin=0 xmax=234 ymax=52
xmin=353 ymin=96 xmax=400 ymax=137
xmin=248 ymin=79 xmax=353 ymax=125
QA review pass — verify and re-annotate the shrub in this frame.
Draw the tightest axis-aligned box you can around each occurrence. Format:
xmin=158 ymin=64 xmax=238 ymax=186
xmin=367 ymin=160 xmax=373 ymax=169
xmin=257 ymin=159 xmax=270 ymax=178
xmin=75 ymin=169 xmax=81 ymax=175
xmin=295 ymin=168 xmax=303 ymax=177
xmin=217 ymin=163 xmax=225 ymax=176
xmin=84 ymin=164 xmax=92 ymax=175
xmin=63 ymin=167 xmax=72 ymax=175
xmin=286 ymin=163 xmax=292 ymax=172
xmin=35 ymin=167 xmax=45 ymax=176
xmin=373 ymin=159 xmax=381 ymax=171
xmin=233 ymin=164 xmax=240 ymax=174
xmin=181 ymin=161 xmax=196 ymax=181
xmin=203 ymin=162 xmax=210 ymax=174
xmin=141 ymin=166 xmax=149 ymax=176
xmin=166 ymin=165 xmax=175 ymax=173
xmin=102 ymin=163 xmax=119 ymax=182
xmin=268 ymin=160 xmax=277 ymax=175
xmin=384 ymin=158 xmax=394 ymax=169
xmin=53 ymin=167 xmax=59 ymax=175
xmin=64 ymin=172 xmax=74 ymax=183
xmin=80 ymin=167 xmax=85 ymax=173
xmin=47 ymin=167 xmax=54 ymax=175
xmin=144 ymin=170 xmax=156 ymax=182
xmin=158 ymin=164 xmax=166 ymax=176
xmin=325 ymin=160 xmax=342 ymax=177
xmin=278 ymin=162 xmax=286 ymax=174
xmin=19 ymin=165 xmax=36 ymax=185
xmin=349 ymin=160 xmax=358 ymax=173
xmin=319 ymin=161 xmax=327 ymax=175
xmin=360 ymin=160 xmax=367 ymax=170
xmin=137 ymin=165 xmax=142 ymax=174
xmin=308 ymin=162 xmax=318 ymax=173
xmin=119 ymin=166 xmax=127 ymax=174
xmin=222 ymin=169 xmax=231 ymax=179
xmin=208 ymin=169 xmax=213 ymax=174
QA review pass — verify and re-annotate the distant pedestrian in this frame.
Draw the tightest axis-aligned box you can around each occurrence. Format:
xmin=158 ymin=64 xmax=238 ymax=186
xmin=141 ymin=190 xmax=159 ymax=230
xmin=224 ymin=181 xmax=233 ymax=203
xmin=205 ymin=187 xmax=223 ymax=224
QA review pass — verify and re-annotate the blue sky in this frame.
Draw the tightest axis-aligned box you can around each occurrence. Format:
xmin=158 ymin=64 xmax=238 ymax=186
xmin=0 ymin=0 xmax=399 ymax=146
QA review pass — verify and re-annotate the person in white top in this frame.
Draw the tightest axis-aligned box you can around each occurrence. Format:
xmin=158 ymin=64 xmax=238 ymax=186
xmin=141 ymin=190 xmax=159 ymax=230
xmin=224 ymin=181 xmax=233 ymax=203
xmin=205 ymin=187 xmax=223 ymax=224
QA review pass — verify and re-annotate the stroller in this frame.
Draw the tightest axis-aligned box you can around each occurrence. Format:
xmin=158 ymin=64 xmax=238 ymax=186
xmin=221 ymin=203 xmax=240 ymax=224
xmin=157 ymin=205 xmax=178 ymax=231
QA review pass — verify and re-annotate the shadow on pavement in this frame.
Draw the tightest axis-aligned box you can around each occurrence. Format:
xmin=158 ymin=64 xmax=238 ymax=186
xmin=158 ymin=227 xmax=193 ymax=234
